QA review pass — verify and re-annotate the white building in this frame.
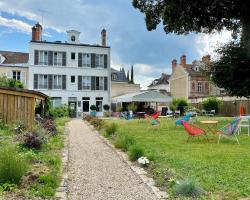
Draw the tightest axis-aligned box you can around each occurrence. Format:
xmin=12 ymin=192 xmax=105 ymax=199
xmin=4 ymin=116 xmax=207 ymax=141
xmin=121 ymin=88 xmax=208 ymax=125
xmin=148 ymin=73 xmax=170 ymax=92
xmin=28 ymin=23 xmax=111 ymax=117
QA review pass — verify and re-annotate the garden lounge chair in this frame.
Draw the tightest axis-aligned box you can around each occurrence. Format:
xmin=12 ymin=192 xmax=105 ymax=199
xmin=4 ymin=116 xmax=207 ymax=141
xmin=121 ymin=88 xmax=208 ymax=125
xmin=181 ymin=121 xmax=208 ymax=142
xmin=217 ymin=118 xmax=241 ymax=144
xmin=175 ymin=114 xmax=192 ymax=127
xmin=145 ymin=111 xmax=161 ymax=127
xmin=207 ymin=110 xmax=216 ymax=117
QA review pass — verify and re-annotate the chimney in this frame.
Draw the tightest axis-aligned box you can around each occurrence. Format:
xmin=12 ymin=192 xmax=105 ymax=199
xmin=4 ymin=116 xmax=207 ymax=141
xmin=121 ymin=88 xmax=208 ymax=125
xmin=172 ymin=59 xmax=177 ymax=72
xmin=180 ymin=54 xmax=186 ymax=68
xmin=202 ymin=55 xmax=211 ymax=65
xmin=101 ymin=28 xmax=106 ymax=47
xmin=32 ymin=23 xmax=42 ymax=41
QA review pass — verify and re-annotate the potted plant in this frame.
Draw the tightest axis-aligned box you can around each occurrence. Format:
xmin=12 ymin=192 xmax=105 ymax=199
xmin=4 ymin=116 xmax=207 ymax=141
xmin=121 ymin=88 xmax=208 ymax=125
xmin=127 ymin=103 xmax=137 ymax=119
xmin=90 ymin=105 xmax=97 ymax=117
xmin=103 ymin=104 xmax=110 ymax=117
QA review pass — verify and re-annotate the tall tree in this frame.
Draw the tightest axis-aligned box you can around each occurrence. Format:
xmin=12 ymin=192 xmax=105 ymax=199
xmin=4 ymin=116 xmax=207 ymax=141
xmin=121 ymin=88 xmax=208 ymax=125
xmin=130 ymin=65 xmax=134 ymax=84
xmin=127 ymin=70 xmax=130 ymax=83
xmin=132 ymin=0 xmax=250 ymax=97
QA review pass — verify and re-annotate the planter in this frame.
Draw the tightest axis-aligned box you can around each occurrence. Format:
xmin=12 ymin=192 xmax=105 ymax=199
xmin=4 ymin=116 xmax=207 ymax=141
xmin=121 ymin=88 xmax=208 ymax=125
xmin=90 ymin=110 xmax=97 ymax=117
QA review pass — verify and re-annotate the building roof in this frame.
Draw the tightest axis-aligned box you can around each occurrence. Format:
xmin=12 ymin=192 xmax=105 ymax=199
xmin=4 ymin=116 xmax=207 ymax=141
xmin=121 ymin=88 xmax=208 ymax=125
xmin=112 ymin=90 xmax=172 ymax=103
xmin=0 ymin=51 xmax=29 ymax=65
xmin=30 ymin=40 xmax=110 ymax=48
xmin=148 ymin=73 xmax=171 ymax=87
xmin=111 ymin=68 xmax=128 ymax=83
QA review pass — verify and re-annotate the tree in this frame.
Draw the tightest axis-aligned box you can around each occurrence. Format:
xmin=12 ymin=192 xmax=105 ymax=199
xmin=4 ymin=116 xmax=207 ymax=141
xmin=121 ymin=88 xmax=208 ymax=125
xmin=132 ymin=0 xmax=250 ymax=98
xmin=127 ymin=70 xmax=130 ymax=82
xmin=130 ymin=65 xmax=134 ymax=84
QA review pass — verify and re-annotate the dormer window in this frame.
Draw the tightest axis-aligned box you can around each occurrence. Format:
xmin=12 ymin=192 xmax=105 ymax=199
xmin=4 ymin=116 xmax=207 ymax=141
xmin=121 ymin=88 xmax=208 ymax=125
xmin=71 ymin=35 xmax=75 ymax=42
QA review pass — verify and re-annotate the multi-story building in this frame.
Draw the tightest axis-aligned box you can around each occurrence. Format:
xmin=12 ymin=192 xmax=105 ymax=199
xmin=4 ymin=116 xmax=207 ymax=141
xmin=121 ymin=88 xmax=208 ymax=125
xmin=28 ymin=23 xmax=111 ymax=117
xmin=148 ymin=73 xmax=171 ymax=92
xmin=170 ymin=54 xmax=223 ymax=100
xmin=0 ymin=51 xmax=29 ymax=88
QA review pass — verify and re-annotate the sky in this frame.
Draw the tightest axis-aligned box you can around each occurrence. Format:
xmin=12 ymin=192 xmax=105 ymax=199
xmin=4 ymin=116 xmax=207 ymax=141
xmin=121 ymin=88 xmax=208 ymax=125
xmin=0 ymin=0 xmax=232 ymax=89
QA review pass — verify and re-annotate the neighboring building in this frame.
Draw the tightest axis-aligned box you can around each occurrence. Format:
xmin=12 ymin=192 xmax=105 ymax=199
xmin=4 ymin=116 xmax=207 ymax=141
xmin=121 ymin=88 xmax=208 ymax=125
xmin=170 ymin=54 xmax=223 ymax=100
xmin=29 ymin=23 xmax=111 ymax=117
xmin=0 ymin=51 xmax=29 ymax=88
xmin=111 ymin=67 xmax=140 ymax=97
xmin=148 ymin=73 xmax=170 ymax=92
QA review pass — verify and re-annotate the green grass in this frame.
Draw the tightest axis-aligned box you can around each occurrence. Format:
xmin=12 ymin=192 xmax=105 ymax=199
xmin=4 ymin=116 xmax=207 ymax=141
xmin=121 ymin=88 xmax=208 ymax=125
xmin=104 ymin=117 xmax=250 ymax=199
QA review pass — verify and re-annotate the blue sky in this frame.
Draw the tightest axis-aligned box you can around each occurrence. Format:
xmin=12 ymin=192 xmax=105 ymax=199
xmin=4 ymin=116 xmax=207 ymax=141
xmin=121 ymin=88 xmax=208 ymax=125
xmin=0 ymin=0 xmax=231 ymax=89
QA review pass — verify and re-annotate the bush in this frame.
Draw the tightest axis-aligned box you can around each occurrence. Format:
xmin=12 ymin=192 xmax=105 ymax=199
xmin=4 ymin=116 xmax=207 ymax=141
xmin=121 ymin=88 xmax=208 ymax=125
xmin=41 ymin=119 xmax=57 ymax=136
xmin=103 ymin=104 xmax=110 ymax=111
xmin=202 ymin=97 xmax=222 ymax=113
xmin=114 ymin=135 xmax=136 ymax=151
xmin=90 ymin=105 xmax=97 ymax=111
xmin=170 ymin=98 xmax=188 ymax=115
xmin=0 ymin=145 xmax=27 ymax=184
xmin=173 ymin=179 xmax=204 ymax=197
xmin=90 ymin=118 xmax=105 ymax=130
xmin=105 ymin=123 xmax=118 ymax=137
xmin=0 ymin=75 xmax=24 ymax=88
xmin=127 ymin=103 xmax=137 ymax=112
xmin=23 ymin=127 xmax=49 ymax=149
xmin=128 ymin=145 xmax=144 ymax=161
xmin=49 ymin=104 xmax=69 ymax=119
xmin=83 ymin=114 xmax=95 ymax=122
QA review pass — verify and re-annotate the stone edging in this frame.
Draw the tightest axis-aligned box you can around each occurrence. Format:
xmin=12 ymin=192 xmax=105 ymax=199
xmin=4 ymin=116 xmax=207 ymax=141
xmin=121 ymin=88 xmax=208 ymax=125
xmin=55 ymin=124 xmax=70 ymax=200
xmin=86 ymin=123 xmax=168 ymax=200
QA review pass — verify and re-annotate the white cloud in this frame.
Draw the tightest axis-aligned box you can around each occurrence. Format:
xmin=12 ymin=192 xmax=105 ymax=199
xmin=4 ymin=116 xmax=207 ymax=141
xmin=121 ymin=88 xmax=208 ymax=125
xmin=0 ymin=16 xmax=31 ymax=33
xmin=195 ymin=30 xmax=232 ymax=59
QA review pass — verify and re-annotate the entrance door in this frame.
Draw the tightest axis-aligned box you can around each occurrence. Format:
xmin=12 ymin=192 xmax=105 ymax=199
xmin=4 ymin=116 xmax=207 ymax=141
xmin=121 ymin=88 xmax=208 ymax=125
xmin=82 ymin=101 xmax=89 ymax=112
xmin=68 ymin=102 xmax=77 ymax=118
xmin=96 ymin=101 xmax=103 ymax=112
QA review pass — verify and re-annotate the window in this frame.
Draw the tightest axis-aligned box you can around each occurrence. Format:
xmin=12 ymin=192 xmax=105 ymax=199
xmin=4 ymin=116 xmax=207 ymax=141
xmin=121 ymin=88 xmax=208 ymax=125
xmin=71 ymin=76 xmax=75 ymax=83
xmin=38 ymin=51 xmax=48 ymax=65
xmin=12 ymin=71 xmax=21 ymax=81
xmin=71 ymin=52 xmax=75 ymax=60
xmin=82 ymin=53 xmax=91 ymax=67
xmin=82 ymin=76 xmax=91 ymax=90
xmin=38 ymin=74 xmax=48 ymax=89
xmin=111 ymin=73 xmax=117 ymax=81
xmin=95 ymin=54 xmax=104 ymax=68
xmin=51 ymin=97 xmax=62 ymax=107
xmin=53 ymin=52 xmax=63 ymax=66
xmin=96 ymin=77 xmax=104 ymax=90
xmin=53 ymin=75 xmax=62 ymax=89
xmin=197 ymin=82 xmax=203 ymax=93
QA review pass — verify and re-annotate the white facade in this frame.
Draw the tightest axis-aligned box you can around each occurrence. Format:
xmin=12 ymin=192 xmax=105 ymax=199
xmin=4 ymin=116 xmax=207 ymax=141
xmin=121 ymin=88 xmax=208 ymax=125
xmin=29 ymin=32 xmax=111 ymax=117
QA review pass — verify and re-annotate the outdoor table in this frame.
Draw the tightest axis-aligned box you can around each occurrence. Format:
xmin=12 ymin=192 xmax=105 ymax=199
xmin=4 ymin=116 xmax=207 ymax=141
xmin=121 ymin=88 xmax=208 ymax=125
xmin=136 ymin=112 xmax=146 ymax=121
xmin=200 ymin=120 xmax=218 ymax=134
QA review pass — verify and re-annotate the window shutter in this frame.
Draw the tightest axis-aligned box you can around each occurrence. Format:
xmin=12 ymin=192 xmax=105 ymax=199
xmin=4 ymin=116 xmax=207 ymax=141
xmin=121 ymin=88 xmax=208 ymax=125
xmin=104 ymin=55 xmax=108 ymax=68
xmin=62 ymin=75 xmax=66 ymax=90
xmin=91 ymin=54 xmax=96 ymax=68
xmin=62 ymin=52 xmax=66 ymax=66
xmin=21 ymin=72 xmax=26 ymax=85
xmin=78 ymin=53 xmax=82 ymax=67
xmin=78 ymin=76 xmax=82 ymax=90
xmin=34 ymin=74 xmax=38 ymax=89
xmin=48 ymin=75 xmax=53 ymax=90
xmin=34 ymin=50 xmax=39 ymax=65
xmin=91 ymin=76 xmax=96 ymax=90
xmin=104 ymin=77 xmax=108 ymax=91
xmin=48 ymin=51 xmax=53 ymax=66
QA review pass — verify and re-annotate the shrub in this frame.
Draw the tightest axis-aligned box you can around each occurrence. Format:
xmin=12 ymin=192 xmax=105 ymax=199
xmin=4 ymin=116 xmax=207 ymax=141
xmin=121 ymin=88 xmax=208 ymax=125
xmin=0 ymin=145 xmax=27 ymax=184
xmin=114 ymin=135 xmax=136 ymax=151
xmin=41 ymin=119 xmax=57 ymax=136
xmin=127 ymin=103 xmax=137 ymax=112
xmin=90 ymin=105 xmax=97 ymax=111
xmin=103 ymin=104 xmax=110 ymax=111
xmin=202 ymin=97 xmax=222 ymax=113
xmin=49 ymin=104 xmax=69 ymax=119
xmin=170 ymin=98 xmax=188 ymax=115
xmin=128 ymin=145 xmax=144 ymax=161
xmin=83 ymin=114 xmax=95 ymax=122
xmin=105 ymin=123 xmax=118 ymax=137
xmin=0 ymin=75 xmax=23 ymax=88
xmin=173 ymin=179 xmax=204 ymax=197
xmin=90 ymin=118 xmax=105 ymax=130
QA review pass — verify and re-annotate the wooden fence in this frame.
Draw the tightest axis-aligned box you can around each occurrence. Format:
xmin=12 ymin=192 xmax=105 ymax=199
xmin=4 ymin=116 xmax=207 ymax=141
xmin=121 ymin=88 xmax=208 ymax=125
xmin=0 ymin=86 xmax=47 ymax=128
xmin=192 ymin=100 xmax=250 ymax=116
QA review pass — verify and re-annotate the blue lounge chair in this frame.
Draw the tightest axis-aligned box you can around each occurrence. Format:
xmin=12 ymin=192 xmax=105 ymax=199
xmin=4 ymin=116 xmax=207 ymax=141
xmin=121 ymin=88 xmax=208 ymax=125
xmin=175 ymin=114 xmax=192 ymax=127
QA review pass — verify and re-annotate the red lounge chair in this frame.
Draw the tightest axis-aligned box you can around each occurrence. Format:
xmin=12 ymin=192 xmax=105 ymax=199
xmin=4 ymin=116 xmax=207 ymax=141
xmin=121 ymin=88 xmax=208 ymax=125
xmin=181 ymin=121 xmax=208 ymax=142
xmin=144 ymin=111 xmax=161 ymax=126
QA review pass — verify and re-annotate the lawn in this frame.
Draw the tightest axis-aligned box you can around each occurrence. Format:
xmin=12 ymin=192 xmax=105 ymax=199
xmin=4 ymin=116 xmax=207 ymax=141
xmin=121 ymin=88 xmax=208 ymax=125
xmin=105 ymin=117 xmax=250 ymax=199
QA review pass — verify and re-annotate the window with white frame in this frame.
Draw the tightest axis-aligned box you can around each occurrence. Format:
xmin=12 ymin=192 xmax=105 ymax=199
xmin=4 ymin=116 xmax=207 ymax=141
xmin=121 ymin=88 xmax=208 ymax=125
xmin=96 ymin=76 xmax=104 ymax=90
xmin=38 ymin=51 xmax=48 ymax=65
xmin=82 ymin=54 xmax=91 ymax=67
xmin=53 ymin=52 xmax=63 ymax=66
xmin=38 ymin=74 xmax=48 ymax=89
xmin=53 ymin=75 xmax=62 ymax=89
xmin=51 ymin=97 xmax=62 ymax=107
xmin=95 ymin=54 xmax=104 ymax=68
xmin=197 ymin=82 xmax=203 ymax=93
xmin=12 ymin=71 xmax=21 ymax=81
xmin=82 ymin=76 xmax=91 ymax=90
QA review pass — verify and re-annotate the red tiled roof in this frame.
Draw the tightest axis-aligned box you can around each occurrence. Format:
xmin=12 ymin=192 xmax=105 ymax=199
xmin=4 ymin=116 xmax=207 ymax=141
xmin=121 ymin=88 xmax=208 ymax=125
xmin=0 ymin=51 xmax=29 ymax=64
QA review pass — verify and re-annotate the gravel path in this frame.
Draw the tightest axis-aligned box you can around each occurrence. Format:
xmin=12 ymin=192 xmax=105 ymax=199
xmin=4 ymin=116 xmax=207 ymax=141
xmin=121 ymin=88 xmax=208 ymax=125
xmin=67 ymin=119 xmax=157 ymax=200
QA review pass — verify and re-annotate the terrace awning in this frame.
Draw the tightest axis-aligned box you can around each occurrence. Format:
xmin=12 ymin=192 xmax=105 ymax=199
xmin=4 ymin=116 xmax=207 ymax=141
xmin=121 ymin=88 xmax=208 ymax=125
xmin=112 ymin=90 xmax=172 ymax=103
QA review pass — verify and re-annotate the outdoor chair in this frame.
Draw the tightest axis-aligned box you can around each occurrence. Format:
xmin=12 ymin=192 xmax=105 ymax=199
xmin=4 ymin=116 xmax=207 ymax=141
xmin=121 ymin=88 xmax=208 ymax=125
xmin=181 ymin=121 xmax=208 ymax=142
xmin=175 ymin=114 xmax=192 ymax=127
xmin=207 ymin=110 xmax=216 ymax=117
xmin=120 ymin=112 xmax=128 ymax=120
xmin=201 ymin=109 xmax=207 ymax=116
xmin=238 ymin=117 xmax=250 ymax=136
xmin=217 ymin=118 xmax=241 ymax=144
xmin=174 ymin=110 xmax=181 ymax=118
xmin=145 ymin=111 xmax=161 ymax=127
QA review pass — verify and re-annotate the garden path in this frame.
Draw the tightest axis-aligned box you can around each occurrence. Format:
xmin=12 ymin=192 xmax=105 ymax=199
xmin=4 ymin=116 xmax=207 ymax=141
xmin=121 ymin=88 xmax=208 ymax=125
xmin=67 ymin=119 xmax=157 ymax=200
